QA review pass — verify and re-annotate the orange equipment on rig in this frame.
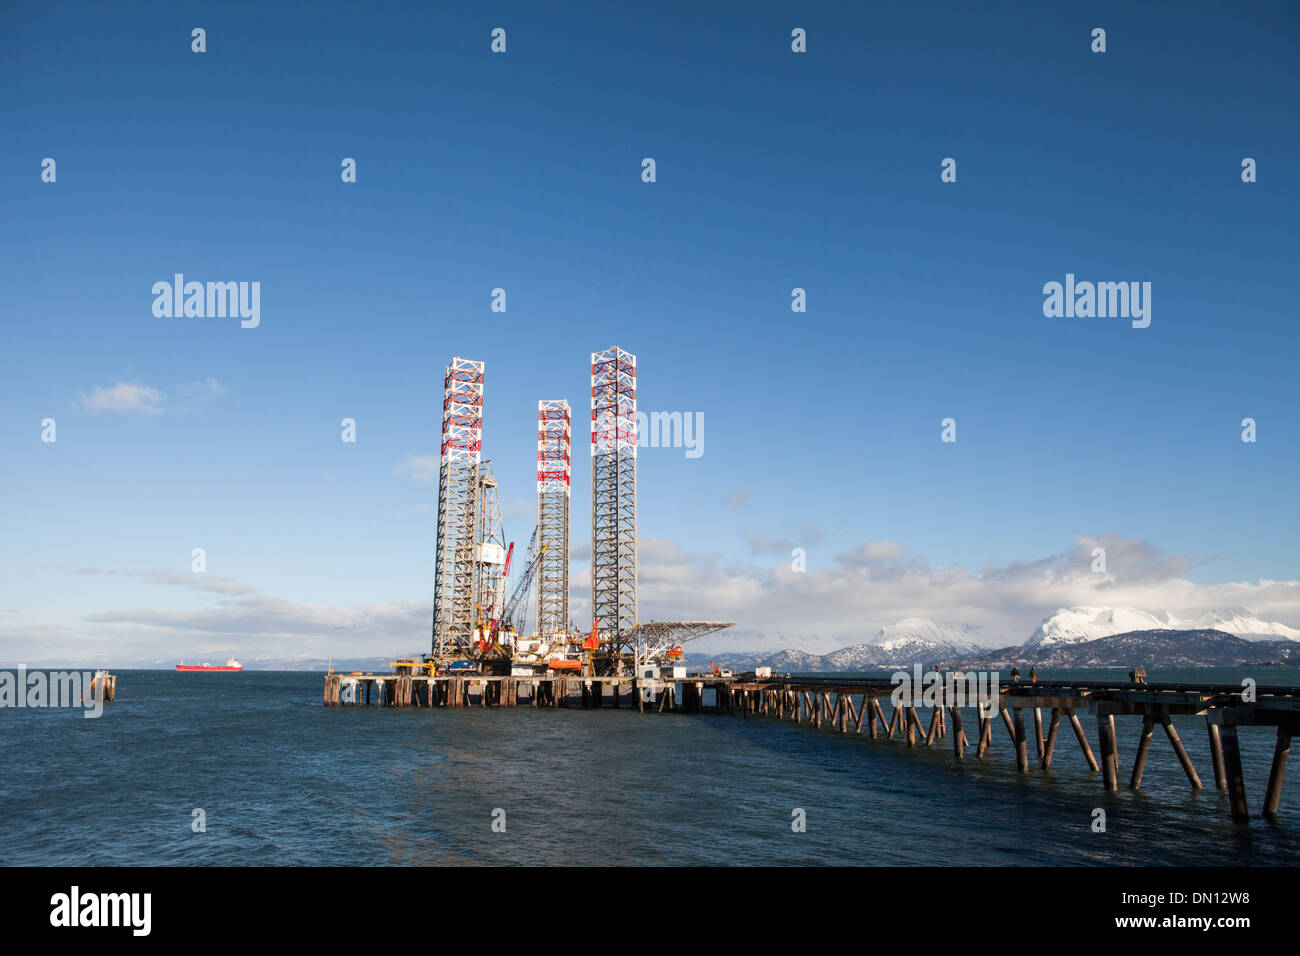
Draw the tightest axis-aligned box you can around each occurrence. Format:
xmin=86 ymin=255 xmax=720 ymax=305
xmin=582 ymin=620 xmax=600 ymax=652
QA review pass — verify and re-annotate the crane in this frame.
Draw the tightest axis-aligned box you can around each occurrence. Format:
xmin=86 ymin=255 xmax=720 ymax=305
xmin=479 ymin=528 xmax=548 ymax=654
xmin=475 ymin=540 xmax=515 ymax=656
xmin=503 ymin=536 xmax=546 ymax=635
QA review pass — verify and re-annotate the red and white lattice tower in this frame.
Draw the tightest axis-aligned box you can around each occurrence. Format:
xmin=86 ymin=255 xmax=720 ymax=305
xmin=590 ymin=346 xmax=637 ymax=665
xmin=431 ymin=357 xmax=485 ymax=657
xmin=535 ymin=400 xmax=571 ymax=639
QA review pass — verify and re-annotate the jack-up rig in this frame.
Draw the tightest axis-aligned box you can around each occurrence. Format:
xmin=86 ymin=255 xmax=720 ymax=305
xmin=399 ymin=347 xmax=730 ymax=680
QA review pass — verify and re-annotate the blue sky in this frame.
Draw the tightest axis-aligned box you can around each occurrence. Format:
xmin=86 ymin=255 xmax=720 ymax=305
xmin=2 ymin=1 xmax=1298 ymax=663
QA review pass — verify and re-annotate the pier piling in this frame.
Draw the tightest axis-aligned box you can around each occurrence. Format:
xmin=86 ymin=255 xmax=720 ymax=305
xmin=1097 ymin=714 xmax=1119 ymax=791
xmin=1161 ymin=716 xmax=1203 ymax=790
xmin=1129 ymin=715 xmax=1155 ymax=789
xmin=1013 ymin=708 xmax=1029 ymax=773
xmin=1041 ymin=708 xmax=1061 ymax=769
xmin=1263 ymin=726 xmax=1291 ymax=818
xmin=1206 ymin=718 xmax=1227 ymax=791
xmin=1067 ymin=708 xmax=1100 ymax=772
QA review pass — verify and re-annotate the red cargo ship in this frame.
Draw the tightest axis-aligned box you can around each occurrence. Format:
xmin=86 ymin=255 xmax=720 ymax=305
xmin=176 ymin=658 xmax=242 ymax=672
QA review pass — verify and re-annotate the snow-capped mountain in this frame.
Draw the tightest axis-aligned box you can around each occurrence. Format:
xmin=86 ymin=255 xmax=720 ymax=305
xmin=1168 ymin=607 xmax=1300 ymax=642
xmin=1026 ymin=606 xmax=1300 ymax=648
xmin=865 ymin=618 xmax=987 ymax=656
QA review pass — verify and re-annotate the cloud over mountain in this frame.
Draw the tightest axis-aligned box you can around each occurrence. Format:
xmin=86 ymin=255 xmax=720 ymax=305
xmin=5 ymin=532 xmax=1300 ymax=667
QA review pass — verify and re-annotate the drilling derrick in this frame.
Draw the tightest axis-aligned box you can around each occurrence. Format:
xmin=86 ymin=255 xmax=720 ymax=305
xmin=431 ymin=357 xmax=486 ymax=660
xmin=536 ymin=400 xmax=571 ymax=641
xmin=590 ymin=346 xmax=637 ymax=672
xmin=470 ymin=461 xmax=508 ymax=648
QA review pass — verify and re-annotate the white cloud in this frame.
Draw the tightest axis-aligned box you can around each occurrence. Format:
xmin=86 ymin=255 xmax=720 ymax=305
xmin=78 ymin=382 xmax=165 ymax=415
xmin=635 ymin=532 xmax=1300 ymax=655
xmin=77 ymin=567 xmax=256 ymax=595
xmin=835 ymin=540 xmax=906 ymax=566
xmin=175 ymin=377 xmax=228 ymax=408
xmin=11 ymin=532 xmax=1300 ymax=666
xmin=744 ymin=527 xmax=823 ymax=554
xmin=395 ymin=454 xmax=439 ymax=484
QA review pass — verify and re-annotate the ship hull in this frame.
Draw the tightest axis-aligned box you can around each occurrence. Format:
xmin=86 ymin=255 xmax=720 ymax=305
xmin=176 ymin=665 xmax=242 ymax=671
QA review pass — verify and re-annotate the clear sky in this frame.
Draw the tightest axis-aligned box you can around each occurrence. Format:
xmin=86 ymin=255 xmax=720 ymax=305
xmin=2 ymin=1 xmax=1298 ymax=664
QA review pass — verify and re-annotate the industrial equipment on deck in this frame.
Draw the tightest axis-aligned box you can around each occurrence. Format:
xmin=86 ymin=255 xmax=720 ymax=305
xmin=417 ymin=348 xmax=730 ymax=679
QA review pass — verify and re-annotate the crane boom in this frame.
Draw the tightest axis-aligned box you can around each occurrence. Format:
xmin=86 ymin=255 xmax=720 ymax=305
xmin=503 ymin=540 xmax=547 ymax=635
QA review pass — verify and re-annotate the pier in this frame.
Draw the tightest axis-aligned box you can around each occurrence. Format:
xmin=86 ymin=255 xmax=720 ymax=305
xmin=325 ymin=671 xmax=1296 ymax=824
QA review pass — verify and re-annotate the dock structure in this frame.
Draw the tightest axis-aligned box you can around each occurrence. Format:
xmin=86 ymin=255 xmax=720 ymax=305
xmin=325 ymin=672 xmax=1298 ymax=824
xmin=324 ymin=673 xmax=638 ymax=711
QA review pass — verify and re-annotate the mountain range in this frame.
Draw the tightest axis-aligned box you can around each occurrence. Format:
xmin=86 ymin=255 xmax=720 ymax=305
xmin=1025 ymin=606 xmax=1300 ymax=647
xmin=681 ymin=606 xmax=1300 ymax=672
xmin=682 ymin=629 xmax=1300 ymax=672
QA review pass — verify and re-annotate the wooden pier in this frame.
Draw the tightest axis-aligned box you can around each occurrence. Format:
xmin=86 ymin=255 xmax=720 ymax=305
xmin=323 ymin=673 xmax=638 ymax=710
xmin=324 ymin=672 xmax=1297 ymax=825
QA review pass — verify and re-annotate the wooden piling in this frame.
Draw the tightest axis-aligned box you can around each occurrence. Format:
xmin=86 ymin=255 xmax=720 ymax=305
xmin=1041 ymin=708 xmax=1061 ymax=769
xmin=1097 ymin=714 xmax=1119 ymax=791
xmin=1206 ymin=718 xmax=1226 ymax=791
xmin=1219 ymin=724 xmax=1249 ymax=822
xmin=950 ymin=707 xmax=965 ymax=760
xmin=1000 ymin=707 xmax=1016 ymax=749
xmin=1013 ymin=708 xmax=1029 ymax=772
xmin=1067 ymin=708 xmax=1100 ymax=772
xmin=1129 ymin=715 xmax=1155 ymax=789
xmin=1032 ymin=707 xmax=1045 ymax=761
xmin=906 ymin=707 xmax=923 ymax=748
xmin=1160 ymin=716 xmax=1202 ymax=790
xmin=1263 ymin=725 xmax=1291 ymax=818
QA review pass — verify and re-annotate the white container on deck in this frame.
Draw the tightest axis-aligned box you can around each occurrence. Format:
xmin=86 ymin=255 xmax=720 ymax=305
xmin=476 ymin=543 xmax=507 ymax=565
